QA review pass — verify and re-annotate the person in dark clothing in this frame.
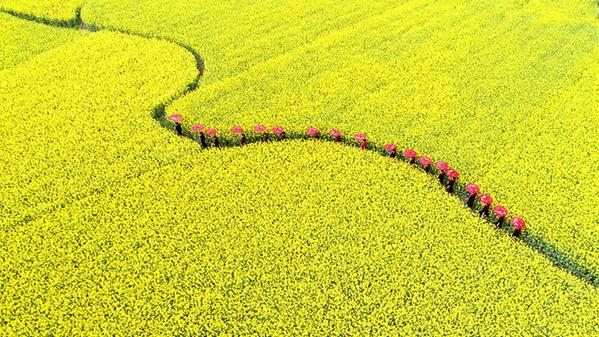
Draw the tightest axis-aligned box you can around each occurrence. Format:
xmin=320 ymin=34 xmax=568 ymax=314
xmin=478 ymin=194 xmax=493 ymax=217
xmin=199 ymin=132 xmax=207 ymax=148
xmin=240 ymin=134 xmax=247 ymax=146
xmin=466 ymin=184 xmax=480 ymax=208
xmin=175 ymin=122 xmax=183 ymax=136
xmin=511 ymin=217 xmax=526 ymax=238
xmin=445 ymin=169 xmax=459 ymax=193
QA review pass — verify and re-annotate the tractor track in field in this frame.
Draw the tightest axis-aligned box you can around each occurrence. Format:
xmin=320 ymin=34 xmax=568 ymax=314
xmin=0 ymin=6 xmax=597 ymax=289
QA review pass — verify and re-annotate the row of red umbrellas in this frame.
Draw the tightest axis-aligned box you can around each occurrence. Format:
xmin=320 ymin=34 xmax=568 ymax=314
xmin=168 ymin=114 xmax=527 ymax=235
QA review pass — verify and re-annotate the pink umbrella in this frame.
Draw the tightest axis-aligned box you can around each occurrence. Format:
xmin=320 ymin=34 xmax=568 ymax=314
xmin=307 ymin=127 xmax=320 ymax=139
xmin=446 ymin=169 xmax=459 ymax=179
xmin=195 ymin=125 xmax=207 ymax=148
xmin=254 ymin=125 xmax=266 ymax=134
xmin=206 ymin=129 xmax=219 ymax=148
xmin=418 ymin=156 xmax=432 ymax=172
xmin=330 ymin=129 xmax=342 ymax=142
xmin=253 ymin=125 xmax=270 ymax=142
xmin=192 ymin=124 xmax=205 ymax=132
xmin=480 ymin=194 xmax=493 ymax=205
xmin=493 ymin=205 xmax=509 ymax=228
xmin=272 ymin=126 xmax=286 ymax=140
xmin=445 ymin=169 xmax=459 ymax=193
xmin=479 ymin=194 xmax=493 ymax=217
xmin=435 ymin=161 xmax=449 ymax=184
xmin=466 ymin=183 xmax=480 ymax=195
xmin=354 ymin=134 xmax=367 ymax=150
xmin=435 ymin=161 xmax=449 ymax=171
xmin=230 ymin=126 xmax=244 ymax=134
xmin=419 ymin=156 xmax=432 ymax=166
xmin=511 ymin=216 xmax=526 ymax=238
xmin=330 ymin=129 xmax=341 ymax=137
xmin=403 ymin=149 xmax=417 ymax=164
xmin=493 ymin=206 xmax=508 ymax=218
xmin=466 ymin=183 xmax=480 ymax=208
xmin=384 ymin=144 xmax=397 ymax=158
xmin=169 ymin=114 xmax=182 ymax=122
xmin=511 ymin=217 xmax=526 ymax=230
xmin=230 ymin=126 xmax=245 ymax=145
xmin=404 ymin=149 xmax=417 ymax=158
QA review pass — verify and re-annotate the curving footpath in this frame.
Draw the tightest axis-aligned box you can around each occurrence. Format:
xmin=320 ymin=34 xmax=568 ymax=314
xmin=0 ymin=6 xmax=597 ymax=288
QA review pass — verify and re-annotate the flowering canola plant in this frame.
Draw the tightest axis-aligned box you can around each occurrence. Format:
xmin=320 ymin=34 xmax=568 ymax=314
xmin=0 ymin=12 xmax=83 ymax=70
xmin=2 ymin=141 xmax=599 ymax=335
xmin=0 ymin=1 xmax=598 ymax=335
xmin=75 ymin=0 xmax=599 ymax=274
xmin=0 ymin=0 xmax=84 ymax=22
xmin=0 ymin=30 xmax=197 ymax=226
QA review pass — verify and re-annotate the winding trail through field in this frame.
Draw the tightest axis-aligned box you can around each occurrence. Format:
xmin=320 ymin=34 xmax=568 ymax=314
xmin=0 ymin=5 xmax=597 ymax=288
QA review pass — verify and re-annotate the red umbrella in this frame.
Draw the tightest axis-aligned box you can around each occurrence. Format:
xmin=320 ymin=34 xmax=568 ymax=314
xmin=307 ymin=127 xmax=320 ymax=138
xmin=493 ymin=205 xmax=509 ymax=228
xmin=435 ymin=161 xmax=448 ymax=171
xmin=445 ymin=169 xmax=459 ymax=193
xmin=384 ymin=144 xmax=396 ymax=152
xmin=169 ymin=114 xmax=182 ymax=122
xmin=206 ymin=128 xmax=218 ymax=137
xmin=478 ymin=194 xmax=493 ymax=217
xmin=254 ymin=125 xmax=266 ymax=134
xmin=192 ymin=124 xmax=205 ymax=132
xmin=466 ymin=183 xmax=480 ymax=208
xmin=511 ymin=216 xmax=526 ymax=238
xmin=230 ymin=126 xmax=243 ymax=134
xmin=511 ymin=217 xmax=526 ymax=229
xmin=404 ymin=149 xmax=417 ymax=158
xmin=493 ymin=206 xmax=508 ymax=218
xmin=272 ymin=127 xmax=284 ymax=135
xmin=479 ymin=194 xmax=493 ymax=205
xmin=446 ymin=169 xmax=459 ymax=179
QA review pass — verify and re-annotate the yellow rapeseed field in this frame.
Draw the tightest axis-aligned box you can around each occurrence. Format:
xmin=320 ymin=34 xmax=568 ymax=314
xmin=0 ymin=0 xmax=83 ymax=22
xmin=79 ymin=0 xmax=599 ymax=274
xmin=0 ymin=0 xmax=598 ymax=335
xmin=0 ymin=12 xmax=82 ymax=70
xmin=2 ymin=141 xmax=599 ymax=335
xmin=0 ymin=30 xmax=197 ymax=225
